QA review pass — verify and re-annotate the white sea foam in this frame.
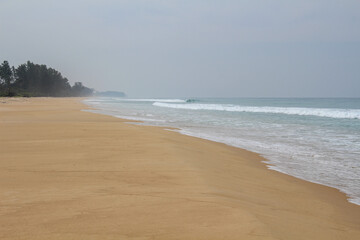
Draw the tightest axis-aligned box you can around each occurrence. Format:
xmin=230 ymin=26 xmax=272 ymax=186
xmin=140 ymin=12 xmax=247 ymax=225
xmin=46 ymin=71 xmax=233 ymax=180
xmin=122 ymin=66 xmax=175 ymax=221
xmin=114 ymin=115 xmax=166 ymax=122
xmin=153 ymin=102 xmax=360 ymax=119
xmin=118 ymin=98 xmax=186 ymax=103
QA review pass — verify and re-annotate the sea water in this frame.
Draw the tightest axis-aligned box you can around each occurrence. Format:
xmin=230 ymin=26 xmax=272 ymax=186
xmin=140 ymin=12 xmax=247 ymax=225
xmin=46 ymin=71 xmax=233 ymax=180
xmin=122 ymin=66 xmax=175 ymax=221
xmin=84 ymin=98 xmax=360 ymax=205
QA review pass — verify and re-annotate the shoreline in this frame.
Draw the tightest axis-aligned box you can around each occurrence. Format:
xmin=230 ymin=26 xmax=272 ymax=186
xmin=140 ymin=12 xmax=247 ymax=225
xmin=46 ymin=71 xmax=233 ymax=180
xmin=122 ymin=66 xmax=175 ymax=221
xmin=1 ymin=97 xmax=359 ymax=239
xmin=83 ymin=99 xmax=360 ymax=206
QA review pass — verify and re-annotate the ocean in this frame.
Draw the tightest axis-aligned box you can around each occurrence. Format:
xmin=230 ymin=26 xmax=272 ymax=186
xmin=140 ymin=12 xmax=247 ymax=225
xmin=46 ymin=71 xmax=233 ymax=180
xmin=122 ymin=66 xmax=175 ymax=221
xmin=83 ymin=97 xmax=360 ymax=205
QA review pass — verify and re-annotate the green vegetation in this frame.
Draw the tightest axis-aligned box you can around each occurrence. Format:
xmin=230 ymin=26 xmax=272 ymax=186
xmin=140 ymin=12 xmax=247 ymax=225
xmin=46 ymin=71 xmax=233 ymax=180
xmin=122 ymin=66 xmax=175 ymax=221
xmin=0 ymin=60 xmax=93 ymax=97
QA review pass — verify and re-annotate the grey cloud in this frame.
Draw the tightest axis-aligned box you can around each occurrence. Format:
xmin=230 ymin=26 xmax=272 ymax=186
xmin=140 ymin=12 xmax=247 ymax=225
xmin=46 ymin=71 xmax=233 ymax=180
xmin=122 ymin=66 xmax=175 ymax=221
xmin=1 ymin=0 xmax=359 ymax=97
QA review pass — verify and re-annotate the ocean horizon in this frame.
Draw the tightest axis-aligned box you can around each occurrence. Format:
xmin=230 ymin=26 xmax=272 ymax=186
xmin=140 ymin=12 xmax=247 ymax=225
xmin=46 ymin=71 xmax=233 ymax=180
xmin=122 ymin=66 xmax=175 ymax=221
xmin=84 ymin=97 xmax=360 ymax=205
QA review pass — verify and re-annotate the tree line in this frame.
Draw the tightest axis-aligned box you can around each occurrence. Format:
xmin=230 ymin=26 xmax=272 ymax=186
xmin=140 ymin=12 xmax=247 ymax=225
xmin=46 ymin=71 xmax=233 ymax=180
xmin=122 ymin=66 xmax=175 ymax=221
xmin=0 ymin=60 xmax=93 ymax=97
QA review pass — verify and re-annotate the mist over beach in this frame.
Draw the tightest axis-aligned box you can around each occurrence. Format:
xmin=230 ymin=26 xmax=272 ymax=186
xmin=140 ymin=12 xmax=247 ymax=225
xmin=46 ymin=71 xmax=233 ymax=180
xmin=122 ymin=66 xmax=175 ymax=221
xmin=1 ymin=1 xmax=360 ymax=239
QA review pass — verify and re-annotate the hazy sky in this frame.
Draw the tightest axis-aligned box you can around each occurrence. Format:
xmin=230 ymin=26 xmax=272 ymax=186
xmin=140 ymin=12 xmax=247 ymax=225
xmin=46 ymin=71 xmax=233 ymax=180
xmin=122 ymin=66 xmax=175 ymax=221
xmin=1 ymin=0 xmax=360 ymax=97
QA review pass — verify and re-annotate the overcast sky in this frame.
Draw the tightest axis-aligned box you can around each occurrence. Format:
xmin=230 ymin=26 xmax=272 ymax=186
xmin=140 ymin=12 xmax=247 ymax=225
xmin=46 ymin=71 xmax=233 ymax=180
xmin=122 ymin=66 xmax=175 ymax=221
xmin=1 ymin=0 xmax=359 ymax=97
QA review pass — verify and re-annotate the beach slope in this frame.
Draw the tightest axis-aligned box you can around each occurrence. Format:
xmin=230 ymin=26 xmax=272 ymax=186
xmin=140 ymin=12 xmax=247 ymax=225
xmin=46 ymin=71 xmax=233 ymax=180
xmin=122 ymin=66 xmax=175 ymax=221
xmin=0 ymin=97 xmax=359 ymax=240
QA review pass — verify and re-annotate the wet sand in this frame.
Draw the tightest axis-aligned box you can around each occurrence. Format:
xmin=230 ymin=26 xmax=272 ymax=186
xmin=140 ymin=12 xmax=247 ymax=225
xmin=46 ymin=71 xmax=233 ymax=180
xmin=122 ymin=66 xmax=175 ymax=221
xmin=0 ymin=97 xmax=359 ymax=239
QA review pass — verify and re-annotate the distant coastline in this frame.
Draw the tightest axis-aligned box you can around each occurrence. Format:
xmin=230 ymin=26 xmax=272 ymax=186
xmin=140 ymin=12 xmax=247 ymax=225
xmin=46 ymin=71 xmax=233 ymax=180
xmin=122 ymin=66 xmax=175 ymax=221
xmin=94 ymin=91 xmax=126 ymax=97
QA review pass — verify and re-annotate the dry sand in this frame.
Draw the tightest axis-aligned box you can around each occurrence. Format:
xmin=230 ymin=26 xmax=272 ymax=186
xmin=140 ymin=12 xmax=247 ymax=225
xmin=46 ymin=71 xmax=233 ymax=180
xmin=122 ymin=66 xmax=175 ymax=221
xmin=0 ymin=97 xmax=359 ymax=240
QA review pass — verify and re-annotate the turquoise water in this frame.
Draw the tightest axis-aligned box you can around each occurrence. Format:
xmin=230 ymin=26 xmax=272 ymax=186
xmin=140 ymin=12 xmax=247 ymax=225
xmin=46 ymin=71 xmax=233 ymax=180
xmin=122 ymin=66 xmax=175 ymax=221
xmin=84 ymin=98 xmax=360 ymax=205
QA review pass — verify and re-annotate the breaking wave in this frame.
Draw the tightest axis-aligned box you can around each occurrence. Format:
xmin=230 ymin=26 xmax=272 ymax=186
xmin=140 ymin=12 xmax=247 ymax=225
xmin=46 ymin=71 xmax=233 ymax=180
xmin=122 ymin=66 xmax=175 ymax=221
xmin=118 ymin=98 xmax=186 ymax=103
xmin=153 ymin=102 xmax=360 ymax=119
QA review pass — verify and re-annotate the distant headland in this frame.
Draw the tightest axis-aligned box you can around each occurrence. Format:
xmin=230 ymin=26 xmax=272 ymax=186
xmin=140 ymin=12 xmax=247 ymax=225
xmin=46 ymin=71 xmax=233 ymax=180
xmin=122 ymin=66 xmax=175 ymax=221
xmin=94 ymin=91 xmax=126 ymax=97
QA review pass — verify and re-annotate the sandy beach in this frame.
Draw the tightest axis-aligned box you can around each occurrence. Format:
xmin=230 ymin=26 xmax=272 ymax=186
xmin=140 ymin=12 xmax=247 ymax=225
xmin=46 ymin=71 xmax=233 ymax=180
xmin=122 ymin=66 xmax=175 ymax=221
xmin=0 ymin=97 xmax=359 ymax=240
